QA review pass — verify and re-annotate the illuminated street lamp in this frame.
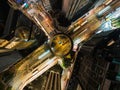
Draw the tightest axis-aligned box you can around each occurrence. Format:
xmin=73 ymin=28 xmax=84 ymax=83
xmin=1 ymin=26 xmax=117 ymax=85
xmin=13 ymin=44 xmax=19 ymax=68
xmin=8 ymin=0 xmax=56 ymax=38
xmin=4 ymin=0 xmax=120 ymax=90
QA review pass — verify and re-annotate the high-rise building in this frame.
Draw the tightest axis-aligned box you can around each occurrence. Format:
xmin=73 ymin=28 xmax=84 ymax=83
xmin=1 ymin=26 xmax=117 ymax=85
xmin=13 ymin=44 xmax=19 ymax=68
xmin=41 ymin=0 xmax=52 ymax=11
xmin=62 ymin=0 xmax=89 ymax=20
